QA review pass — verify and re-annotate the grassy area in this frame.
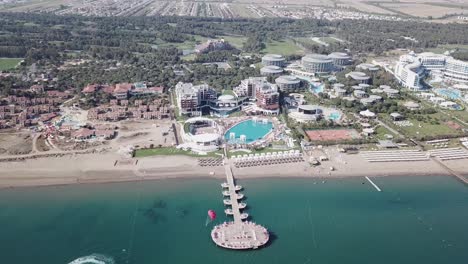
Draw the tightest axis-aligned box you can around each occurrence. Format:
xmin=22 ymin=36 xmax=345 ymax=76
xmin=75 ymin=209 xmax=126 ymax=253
xmin=155 ymin=35 xmax=210 ymax=50
xmin=375 ymin=125 xmax=397 ymax=140
xmin=0 ymin=58 xmax=22 ymax=70
xmin=219 ymin=35 xmax=247 ymax=49
xmin=134 ymin=147 xmax=222 ymax=158
xmin=262 ymin=39 xmax=305 ymax=56
xmin=181 ymin=54 xmax=197 ymax=61
xmin=397 ymin=117 xmax=460 ymax=138
xmin=426 ymin=44 xmax=468 ymax=53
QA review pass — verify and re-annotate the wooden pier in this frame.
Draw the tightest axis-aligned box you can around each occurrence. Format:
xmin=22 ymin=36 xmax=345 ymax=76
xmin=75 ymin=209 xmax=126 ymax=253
xmin=210 ymin=154 xmax=269 ymax=250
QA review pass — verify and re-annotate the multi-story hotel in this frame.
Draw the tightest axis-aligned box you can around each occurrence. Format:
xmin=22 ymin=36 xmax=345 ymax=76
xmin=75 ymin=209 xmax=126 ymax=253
xmin=395 ymin=51 xmax=468 ymax=89
xmin=445 ymin=58 xmax=468 ymax=83
xmin=301 ymin=54 xmax=334 ymax=74
xmin=175 ymin=82 xmax=217 ymax=114
xmin=261 ymin=54 xmax=286 ymax=67
xmin=234 ymin=77 xmax=280 ymax=114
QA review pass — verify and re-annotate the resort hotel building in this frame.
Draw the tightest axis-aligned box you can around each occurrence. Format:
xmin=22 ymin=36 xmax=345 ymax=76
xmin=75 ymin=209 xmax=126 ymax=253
xmin=175 ymin=82 xmax=246 ymax=117
xmin=275 ymin=75 xmax=303 ymax=93
xmin=175 ymin=82 xmax=217 ymax=115
xmin=394 ymin=53 xmax=425 ymax=90
xmin=328 ymin=52 xmax=352 ymax=69
xmin=394 ymin=51 xmax=468 ymax=89
xmin=288 ymin=105 xmax=323 ymax=123
xmin=261 ymin=54 xmax=285 ymax=67
xmin=260 ymin=65 xmax=284 ymax=77
xmin=234 ymin=77 xmax=280 ymax=114
xmin=286 ymin=52 xmax=352 ymax=77
xmin=445 ymin=58 xmax=468 ymax=83
xmin=345 ymin=71 xmax=371 ymax=84
xmin=301 ymin=54 xmax=334 ymax=74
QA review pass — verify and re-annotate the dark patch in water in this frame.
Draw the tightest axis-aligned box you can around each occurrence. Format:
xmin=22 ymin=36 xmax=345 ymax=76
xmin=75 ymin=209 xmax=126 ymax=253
xmin=175 ymin=208 xmax=189 ymax=218
xmin=152 ymin=199 xmax=167 ymax=209
xmin=141 ymin=208 xmax=167 ymax=223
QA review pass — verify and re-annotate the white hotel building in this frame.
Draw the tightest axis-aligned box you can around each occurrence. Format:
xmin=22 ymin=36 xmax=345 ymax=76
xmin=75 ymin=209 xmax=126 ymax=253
xmin=445 ymin=58 xmax=468 ymax=83
xmin=394 ymin=51 xmax=468 ymax=90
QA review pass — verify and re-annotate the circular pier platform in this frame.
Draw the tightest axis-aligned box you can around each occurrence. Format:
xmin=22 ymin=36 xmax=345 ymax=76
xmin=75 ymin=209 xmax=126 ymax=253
xmin=240 ymin=213 xmax=249 ymax=220
xmin=225 ymin=209 xmax=234 ymax=215
xmin=211 ymin=222 xmax=269 ymax=250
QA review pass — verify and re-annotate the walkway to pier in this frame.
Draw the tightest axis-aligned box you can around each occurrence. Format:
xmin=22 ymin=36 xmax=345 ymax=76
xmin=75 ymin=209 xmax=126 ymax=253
xmin=224 ymin=164 xmax=242 ymax=224
xmin=211 ymin=148 xmax=269 ymax=250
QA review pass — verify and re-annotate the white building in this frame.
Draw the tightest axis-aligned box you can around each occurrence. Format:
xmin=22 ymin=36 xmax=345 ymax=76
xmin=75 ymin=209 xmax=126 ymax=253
xmin=175 ymin=82 xmax=217 ymax=115
xmin=345 ymin=71 xmax=371 ymax=84
xmin=262 ymin=54 xmax=286 ymax=67
xmin=275 ymin=75 xmax=303 ymax=93
xmin=444 ymin=58 xmax=468 ymax=83
xmin=394 ymin=51 xmax=468 ymax=88
xmin=260 ymin=65 xmax=284 ymax=76
xmin=288 ymin=105 xmax=323 ymax=123
xmin=301 ymin=54 xmax=334 ymax=74
xmin=394 ymin=53 xmax=425 ymax=90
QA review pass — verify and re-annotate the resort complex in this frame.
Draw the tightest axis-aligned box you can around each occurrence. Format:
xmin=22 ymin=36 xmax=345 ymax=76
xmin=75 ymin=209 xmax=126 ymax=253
xmin=394 ymin=51 xmax=468 ymax=90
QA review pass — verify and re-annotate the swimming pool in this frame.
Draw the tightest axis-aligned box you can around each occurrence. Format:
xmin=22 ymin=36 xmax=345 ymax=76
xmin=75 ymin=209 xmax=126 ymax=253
xmin=311 ymin=83 xmax=324 ymax=94
xmin=328 ymin=112 xmax=341 ymax=121
xmin=435 ymin=88 xmax=462 ymax=100
xmin=224 ymin=119 xmax=273 ymax=144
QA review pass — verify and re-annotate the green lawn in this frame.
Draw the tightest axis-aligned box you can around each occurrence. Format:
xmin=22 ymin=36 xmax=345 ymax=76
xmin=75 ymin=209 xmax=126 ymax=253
xmin=134 ymin=147 xmax=222 ymax=158
xmin=219 ymin=35 xmax=247 ymax=49
xmin=0 ymin=58 xmax=22 ymax=70
xmin=155 ymin=35 xmax=210 ymax=50
xmin=426 ymin=44 xmax=468 ymax=53
xmin=375 ymin=126 xmax=397 ymax=140
xmin=262 ymin=39 xmax=305 ymax=56
xmin=181 ymin=54 xmax=197 ymax=61
xmin=399 ymin=118 xmax=460 ymax=138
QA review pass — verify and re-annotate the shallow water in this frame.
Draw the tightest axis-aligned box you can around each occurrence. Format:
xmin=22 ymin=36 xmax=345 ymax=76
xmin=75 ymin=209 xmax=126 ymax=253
xmin=0 ymin=176 xmax=467 ymax=264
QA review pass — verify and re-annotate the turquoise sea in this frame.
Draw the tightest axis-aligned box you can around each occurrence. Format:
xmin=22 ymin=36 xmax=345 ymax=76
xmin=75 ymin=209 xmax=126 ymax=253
xmin=0 ymin=176 xmax=467 ymax=264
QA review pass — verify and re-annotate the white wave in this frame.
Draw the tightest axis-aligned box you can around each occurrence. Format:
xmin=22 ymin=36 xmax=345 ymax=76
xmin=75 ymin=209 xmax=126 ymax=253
xmin=68 ymin=254 xmax=115 ymax=264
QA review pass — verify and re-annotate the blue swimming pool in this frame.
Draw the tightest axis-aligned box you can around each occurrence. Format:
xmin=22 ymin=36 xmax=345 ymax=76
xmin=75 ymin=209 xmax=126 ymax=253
xmin=435 ymin=88 xmax=462 ymax=100
xmin=224 ymin=119 xmax=273 ymax=144
xmin=311 ymin=83 xmax=324 ymax=94
xmin=328 ymin=112 xmax=341 ymax=121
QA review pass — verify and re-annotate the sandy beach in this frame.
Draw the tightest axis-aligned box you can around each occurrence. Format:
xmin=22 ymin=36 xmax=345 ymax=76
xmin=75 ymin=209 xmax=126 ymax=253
xmin=0 ymin=149 xmax=466 ymax=189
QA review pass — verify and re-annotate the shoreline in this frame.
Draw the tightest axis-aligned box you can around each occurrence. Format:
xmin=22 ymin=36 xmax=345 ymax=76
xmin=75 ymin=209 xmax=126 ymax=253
xmin=0 ymin=151 xmax=466 ymax=189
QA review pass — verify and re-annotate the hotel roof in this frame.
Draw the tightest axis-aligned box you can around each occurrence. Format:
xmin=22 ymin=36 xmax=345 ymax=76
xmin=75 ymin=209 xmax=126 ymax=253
xmin=302 ymin=54 xmax=333 ymax=64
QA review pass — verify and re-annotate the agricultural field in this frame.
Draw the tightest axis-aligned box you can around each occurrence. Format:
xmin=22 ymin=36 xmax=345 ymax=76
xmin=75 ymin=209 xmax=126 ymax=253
xmin=0 ymin=58 xmax=22 ymax=71
xmin=339 ymin=1 xmax=396 ymax=15
xmin=380 ymin=3 xmax=468 ymax=18
xmin=2 ymin=0 xmax=468 ymax=22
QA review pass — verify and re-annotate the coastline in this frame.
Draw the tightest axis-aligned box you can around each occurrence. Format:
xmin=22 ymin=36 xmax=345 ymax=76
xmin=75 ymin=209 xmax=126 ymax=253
xmin=0 ymin=151 xmax=466 ymax=189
